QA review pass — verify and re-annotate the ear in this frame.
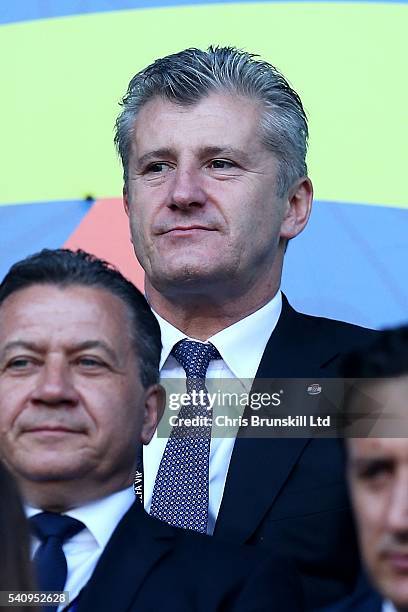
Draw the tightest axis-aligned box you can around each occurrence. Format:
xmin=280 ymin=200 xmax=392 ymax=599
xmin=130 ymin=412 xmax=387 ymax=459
xmin=123 ymin=185 xmax=130 ymax=217
xmin=279 ymin=177 xmax=313 ymax=240
xmin=140 ymin=384 xmax=166 ymax=445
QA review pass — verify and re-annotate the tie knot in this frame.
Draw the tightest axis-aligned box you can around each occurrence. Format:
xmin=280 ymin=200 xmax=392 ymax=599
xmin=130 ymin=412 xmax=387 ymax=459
xmin=29 ymin=512 xmax=85 ymax=543
xmin=171 ymin=339 xmax=221 ymax=378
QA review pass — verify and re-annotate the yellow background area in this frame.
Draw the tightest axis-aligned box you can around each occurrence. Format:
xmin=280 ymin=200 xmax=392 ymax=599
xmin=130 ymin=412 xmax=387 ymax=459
xmin=1 ymin=3 xmax=406 ymax=207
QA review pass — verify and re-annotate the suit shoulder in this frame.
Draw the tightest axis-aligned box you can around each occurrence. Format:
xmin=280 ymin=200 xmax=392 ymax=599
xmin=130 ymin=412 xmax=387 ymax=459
xmin=318 ymin=586 xmax=382 ymax=611
xmin=291 ymin=308 xmax=380 ymax=350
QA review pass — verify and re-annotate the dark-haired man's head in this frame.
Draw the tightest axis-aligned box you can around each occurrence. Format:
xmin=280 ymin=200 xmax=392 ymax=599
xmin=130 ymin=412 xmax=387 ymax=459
xmin=0 ymin=248 xmax=161 ymax=388
xmin=343 ymin=326 xmax=408 ymax=611
xmin=0 ymin=249 xmax=164 ymax=512
xmin=342 ymin=326 xmax=408 ymax=380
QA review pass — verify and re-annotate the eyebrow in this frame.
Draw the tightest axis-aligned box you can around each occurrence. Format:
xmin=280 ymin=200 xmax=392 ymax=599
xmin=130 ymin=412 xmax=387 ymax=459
xmin=198 ymin=146 xmax=250 ymax=163
xmin=349 ymin=457 xmax=394 ymax=471
xmin=71 ymin=340 xmax=118 ymax=363
xmin=0 ymin=341 xmax=42 ymax=357
xmin=135 ymin=148 xmax=174 ymax=169
xmin=135 ymin=145 xmax=251 ymax=168
xmin=0 ymin=340 xmax=118 ymax=363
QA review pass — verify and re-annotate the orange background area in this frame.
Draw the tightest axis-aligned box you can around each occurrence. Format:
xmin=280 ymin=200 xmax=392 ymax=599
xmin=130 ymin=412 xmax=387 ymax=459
xmin=64 ymin=198 xmax=144 ymax=289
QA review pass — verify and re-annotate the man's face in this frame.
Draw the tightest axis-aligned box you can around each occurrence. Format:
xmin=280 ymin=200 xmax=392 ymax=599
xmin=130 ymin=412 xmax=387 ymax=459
xmin=0 ymin=284 xmax=160 ymax=502
xmin=349 ymin=379 xmax=408 ymax=609
xmin=124 ymin=92 xmax=311 ymax=298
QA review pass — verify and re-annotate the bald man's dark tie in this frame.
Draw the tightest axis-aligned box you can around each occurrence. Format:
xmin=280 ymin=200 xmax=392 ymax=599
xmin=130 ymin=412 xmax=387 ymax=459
xmin=29 ymin=512 xmax=85 ymax=603
xmin=150 ymin=339 xmax=221 ymax=533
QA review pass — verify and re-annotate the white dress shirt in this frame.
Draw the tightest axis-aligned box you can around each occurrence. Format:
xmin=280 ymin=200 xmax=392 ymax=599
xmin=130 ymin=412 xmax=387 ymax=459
xmin=144 ymin=291 xmax=282 ymax=533
xmin=383 ymin=601 xmax=397 ymax=612
xmin=26 ymin=486 xmax=135 ymax=610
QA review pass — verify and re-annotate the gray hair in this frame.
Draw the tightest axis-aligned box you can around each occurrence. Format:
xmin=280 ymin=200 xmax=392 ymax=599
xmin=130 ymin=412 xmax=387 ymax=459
xmin=114 ymin=46 xmax=308 ymax=196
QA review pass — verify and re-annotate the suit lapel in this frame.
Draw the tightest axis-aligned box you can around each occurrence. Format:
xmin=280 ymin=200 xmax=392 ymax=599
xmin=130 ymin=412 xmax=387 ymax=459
xmin=214 ymin=296 xmax=340 ymax=542
xmin=77 ymin=502 xmax=175 ymax=612
xmin=214 ymin=436 xmax=309 ymax=542
xmin=256 ymin=294 xmax=340 ymax=379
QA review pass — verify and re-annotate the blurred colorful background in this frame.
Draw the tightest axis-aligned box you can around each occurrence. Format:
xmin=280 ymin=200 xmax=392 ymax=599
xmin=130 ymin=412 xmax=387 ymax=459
xmin=1 ymin=1 xmax=407 ymax=329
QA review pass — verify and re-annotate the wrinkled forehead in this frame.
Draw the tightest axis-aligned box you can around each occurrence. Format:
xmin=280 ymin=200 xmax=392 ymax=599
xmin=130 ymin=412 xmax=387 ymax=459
xmin=0 ymin=283 xmax=134 ymax=352
xmin=131 ymin=91 xmax=265 ymax=150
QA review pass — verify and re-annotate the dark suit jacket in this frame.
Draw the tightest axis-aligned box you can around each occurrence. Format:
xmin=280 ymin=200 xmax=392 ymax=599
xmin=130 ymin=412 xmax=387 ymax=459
xmin=318 ymin=584 xmax=383 ymax=611
xmin=75 ymin=500 xmax=303 ymax=612
xmin=213 ymin=295 xmax=379 ymax=610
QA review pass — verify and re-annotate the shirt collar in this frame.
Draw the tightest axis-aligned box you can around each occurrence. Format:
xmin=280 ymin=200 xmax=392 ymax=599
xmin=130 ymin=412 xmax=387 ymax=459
xmin=26 ymin=486 xmax=135 ymax=549
xmin=156 ymin=314 xmax=188 ymax=370
xmin=154 ymin=291 xmax=282 ymax=380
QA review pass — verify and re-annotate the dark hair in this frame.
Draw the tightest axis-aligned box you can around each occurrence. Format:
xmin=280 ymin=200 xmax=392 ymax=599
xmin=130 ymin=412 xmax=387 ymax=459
xmin=115 ymin=45 xmax=308 ymax=197
xmin=341 ymin=326 xmax=408 ymax=434
xmin=0 ymin=461 xmax=35 ymax=604
xmin=0 ymin=249 xmax=161 ymax=387
xmin=341 ymin=325 xmax=408 ymax=379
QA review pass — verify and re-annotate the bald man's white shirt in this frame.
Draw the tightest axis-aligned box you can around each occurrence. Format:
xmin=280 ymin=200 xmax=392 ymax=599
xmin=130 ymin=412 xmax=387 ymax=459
xmin=144 ymin=292 xmax=282 ymax=534
xmin=383 ymin=601 xmax=397 ymax=612
xmin=27 ymin=487 xmax=135 ymax=611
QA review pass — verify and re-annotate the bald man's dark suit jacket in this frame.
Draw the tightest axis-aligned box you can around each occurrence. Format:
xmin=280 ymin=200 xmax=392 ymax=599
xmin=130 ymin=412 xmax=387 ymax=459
xmin=212 ymin=295 xmax=379 ymax=611
xmin=75 ymin=500 xmax=302 ymax=612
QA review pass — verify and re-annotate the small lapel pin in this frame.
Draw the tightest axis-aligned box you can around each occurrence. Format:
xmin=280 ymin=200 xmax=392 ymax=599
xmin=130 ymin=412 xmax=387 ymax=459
xmin=307 ymin=383 xmax=322 ymax=395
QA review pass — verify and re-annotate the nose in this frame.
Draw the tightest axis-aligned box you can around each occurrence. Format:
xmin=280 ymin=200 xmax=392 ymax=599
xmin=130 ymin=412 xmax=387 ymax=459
xmin=168 ymin=166 xmax=207 ymax=211
xmin=31 ymin=358 xmax=79 ymax=407
xmin=386 ymin=472 xmax=408 ymax=535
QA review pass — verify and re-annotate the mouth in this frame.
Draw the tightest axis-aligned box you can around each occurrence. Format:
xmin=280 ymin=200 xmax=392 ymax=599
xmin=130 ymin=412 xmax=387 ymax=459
xmin=161 ymin=226 xmax=217 ymax=235
xmin=24 ymin=426 xmax=82 ymax=435
xmin=385 ymin=552 xmax=408 ymax=572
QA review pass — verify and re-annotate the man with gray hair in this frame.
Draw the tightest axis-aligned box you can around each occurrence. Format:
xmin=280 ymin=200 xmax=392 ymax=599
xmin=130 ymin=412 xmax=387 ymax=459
xmin=114 ymin=46 xmax=377 ymax=609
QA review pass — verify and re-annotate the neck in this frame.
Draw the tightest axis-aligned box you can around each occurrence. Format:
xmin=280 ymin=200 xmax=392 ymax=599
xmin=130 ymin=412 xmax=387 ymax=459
xmin=19 ymin=474 xmax=134 ymax=513
xmin=147 ymin=276 xmax=281 ymax=340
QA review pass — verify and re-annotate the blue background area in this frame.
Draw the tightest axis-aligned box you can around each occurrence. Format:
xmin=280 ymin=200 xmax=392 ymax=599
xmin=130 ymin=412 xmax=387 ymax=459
xmin=1 ymin=198 xmax=406 ymax=330
xmin=282 ymin=201 xmax=408 ymax=330
xmin=0 ymin=200 xmax=92 ymax=281
xmin=1 ymin=0 xmax=407 ymax=25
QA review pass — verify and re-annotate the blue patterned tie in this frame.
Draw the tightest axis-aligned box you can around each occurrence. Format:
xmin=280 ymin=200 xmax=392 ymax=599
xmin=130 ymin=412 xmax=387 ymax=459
xmin=150 ymin=339 xmax=221 ymax=533
xmin=30 ymin=512 xmax=85 ymax=604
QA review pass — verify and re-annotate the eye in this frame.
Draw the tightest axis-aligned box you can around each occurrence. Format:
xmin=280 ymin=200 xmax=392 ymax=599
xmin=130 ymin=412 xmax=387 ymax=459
xmin=357 ymin=460 xmax=394 ymax=484
xmin=75 ymin=356 xmax=107 ymax=369
xmin=208 ymin=159 xmax=236 ymax=170
xmin=8 ymin=357 xmax=35 ymax=369
xmin=4 ymin=357 xmax=39 ymax=374
xmin=145 ymin=162 xmax=172 ymax=174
